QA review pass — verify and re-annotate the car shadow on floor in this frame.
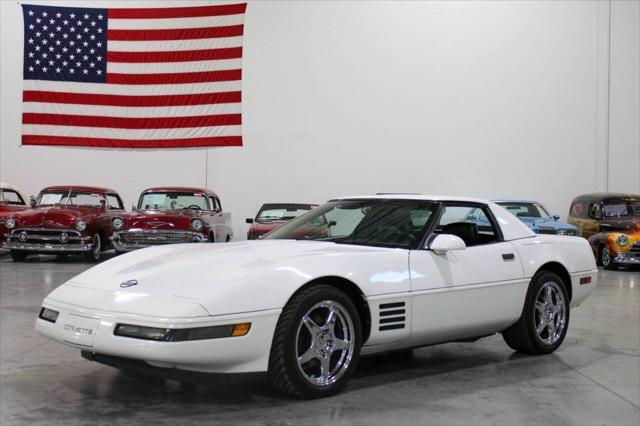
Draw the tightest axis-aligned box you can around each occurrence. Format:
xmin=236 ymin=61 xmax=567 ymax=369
xmin=78 ymin=341 xmax=565 ymax=409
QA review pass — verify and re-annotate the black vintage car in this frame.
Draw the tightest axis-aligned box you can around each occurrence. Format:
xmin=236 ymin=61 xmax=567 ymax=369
xmin=567 ymin=193 xmax=640 ymax=269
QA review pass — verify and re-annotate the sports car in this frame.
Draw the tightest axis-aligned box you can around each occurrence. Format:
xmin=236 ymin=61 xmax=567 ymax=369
xmin=36 ymin=195 xmax=598 ymax=398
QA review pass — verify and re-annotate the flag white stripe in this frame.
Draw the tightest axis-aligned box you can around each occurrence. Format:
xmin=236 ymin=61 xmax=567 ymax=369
xmin=23 ymin=80 xmax=242 ymax=96
xmin=25 ymin=102 xmax=242 ymax=118
xmin=23 ymin=124 xmax=242 ymax=139
xmin=23 ymin=102 xmax=241 ymax=118
xmin=107 ymin=36 xmax=243 ymax=52
xmin=108 ymin=14 xmax=245 ymax=30
xmin=106 ymin=58 xmax=242 ymax=74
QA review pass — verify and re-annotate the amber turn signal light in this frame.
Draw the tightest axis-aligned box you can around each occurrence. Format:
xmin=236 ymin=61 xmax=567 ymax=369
xmin=232 ymin=323 xmax=251 ymax=336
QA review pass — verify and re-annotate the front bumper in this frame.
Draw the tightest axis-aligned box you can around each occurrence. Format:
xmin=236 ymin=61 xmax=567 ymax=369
xmin=35 ymin=299 xmax=281 ymax=374
xmin=613 ymin=252 xmax=640 ymax=265
xmin=111 ymin=230 xmax=207 ymax=252
xmin=4 ymin=228 xmax=93 ymax=253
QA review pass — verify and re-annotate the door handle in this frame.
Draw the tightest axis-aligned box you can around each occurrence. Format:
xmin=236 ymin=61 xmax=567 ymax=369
xmin=502 ymin=253 xmax=515 ymax=261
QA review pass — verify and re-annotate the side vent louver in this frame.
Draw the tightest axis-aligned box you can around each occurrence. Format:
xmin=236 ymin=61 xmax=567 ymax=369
xmin=378 ymin=302 xmax=406 ymax=331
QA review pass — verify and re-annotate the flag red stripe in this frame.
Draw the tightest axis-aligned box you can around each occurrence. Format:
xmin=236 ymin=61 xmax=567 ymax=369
xmin=23 ymin=135 xmax=243 ymax=148
xmin=108 ymin=3 xmax=247 ymax=20
xmin=107 ymin=47 xmax=243 ymax=63
xmin=106 ymin=69 xmax=241 ymax=85
xmin=23 ymin=113 xmax=241 ymax=129
xmin=23 ymin=91 xmax=241 ymax=107
xmin=108 ymin=25 xmax=244 ymax=41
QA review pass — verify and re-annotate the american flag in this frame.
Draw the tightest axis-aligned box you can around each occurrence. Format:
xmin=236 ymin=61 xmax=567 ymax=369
xmin=22 ymin=3 xmax=245 ymax=148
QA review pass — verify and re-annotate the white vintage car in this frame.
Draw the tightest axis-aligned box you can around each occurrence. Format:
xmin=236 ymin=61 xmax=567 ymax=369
xmin=36 ymin=195 xmax=598 ymax=397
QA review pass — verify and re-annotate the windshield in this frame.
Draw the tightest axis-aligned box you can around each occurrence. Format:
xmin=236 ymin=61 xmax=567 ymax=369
xmin=37 ymin=190 xmax=104 ymax=207
xmin=264 ymin=199 xmax=438 ymax=249
xmin=256 ymin=204 xmax=316 ymax=221
xmin=497 ymin=202 xmax=552 ymax=219
xmin=0 ymin=189 xmax=25 ymax=206
xmin=138 ymin=192 xmax=210 ymax=211
xmin=603 ymin=201 xmax=640 ymax=218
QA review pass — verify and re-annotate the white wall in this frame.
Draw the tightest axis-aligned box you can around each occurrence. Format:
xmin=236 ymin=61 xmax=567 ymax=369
xmin=1 ymin=0 xmax=639 ymax=240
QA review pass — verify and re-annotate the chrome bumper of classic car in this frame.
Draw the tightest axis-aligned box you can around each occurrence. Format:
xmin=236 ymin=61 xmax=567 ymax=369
xmin=613 ymin=252 xmax=640 ymax=264
xmin=3 ymin=228 xmax=93 ymax=252
xmin=112 ymin=230 xmax=208 ymax=252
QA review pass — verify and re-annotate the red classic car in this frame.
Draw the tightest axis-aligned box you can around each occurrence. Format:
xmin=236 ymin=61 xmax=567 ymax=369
xmin=110 ymin=187 xmax=233 ymax=253
xmin=0 ymin=183 xmax=29 ymax=243
xmin=3 ymin=185 xmax=125 ymax=262
xmin=246 ymin=203 xmax=318 ymax=239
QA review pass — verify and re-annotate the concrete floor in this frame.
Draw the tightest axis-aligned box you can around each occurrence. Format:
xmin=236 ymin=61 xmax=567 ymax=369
xmin=0 ymin=253 xmax=638 ymax=426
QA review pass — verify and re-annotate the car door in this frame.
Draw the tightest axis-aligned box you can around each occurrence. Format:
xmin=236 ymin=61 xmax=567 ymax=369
xmin=409 ymin=203 xmax=527 ymax=345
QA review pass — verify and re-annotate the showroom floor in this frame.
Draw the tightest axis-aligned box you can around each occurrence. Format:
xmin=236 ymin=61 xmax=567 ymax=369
xmin=0 ymin=253 xmax=638 ymax=426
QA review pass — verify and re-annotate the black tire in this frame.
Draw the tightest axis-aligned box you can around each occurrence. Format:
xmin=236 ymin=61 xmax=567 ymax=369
xmin=599 ymin=245 xmax=617 ymax=270
xmin=83 ymin=234 xmax=101 ymax=262
xmin=267 ymin=284 xmax=362 ymax=398
xmin=502 ymin=271 xmax=570 ymax=354
xmin=9 ymin=250 xmax=28 ymax=262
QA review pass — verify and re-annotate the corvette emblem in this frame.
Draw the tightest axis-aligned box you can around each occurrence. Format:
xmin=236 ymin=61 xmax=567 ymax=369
xmin=120 ymin=279 xmax=138 ymax=288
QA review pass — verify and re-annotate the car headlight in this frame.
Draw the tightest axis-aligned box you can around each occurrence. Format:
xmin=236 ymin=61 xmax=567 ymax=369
xmin=557 ymin=229 xmax=567 ymax=235
xmin=112 ymin=217 xmax=124 ymax=230
xmin=114 ymin=322 xmax=251 ymax=341
xmin=190 ymin=218 xmax=204 ymax=232
xmin=616 ymin=234 xmax=630 ymax=247
xmin=75 ymin=220 xmax=87 ymax=231
xmin=5 ymin=218 xmax=15 ymax=229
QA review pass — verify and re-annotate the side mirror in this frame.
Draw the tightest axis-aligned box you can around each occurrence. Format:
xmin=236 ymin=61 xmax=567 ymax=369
xmin=131 ymin=204 xmax=136 ymax=211
xmin=429 ymin=234 xmax=466 ymax=255
xmin=29 ymin=196 xmax=36 ymax=207
xmin=246 ymin=218 xmax=254 ymax=224
xmin=552 ymin=214 xmax=560 ymax=221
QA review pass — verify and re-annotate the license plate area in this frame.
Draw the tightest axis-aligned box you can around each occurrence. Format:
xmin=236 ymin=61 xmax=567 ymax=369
xmin=61 ymin=314 xmax=100 ymax=347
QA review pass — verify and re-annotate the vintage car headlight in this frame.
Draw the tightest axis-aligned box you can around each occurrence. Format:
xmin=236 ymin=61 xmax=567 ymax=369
xmin=114 ymin=322 xmax=251 ymax=341
xmin=190 ymin=218 xmax=204 ymax=232
xmin=75 ymin=220 xmax=87 ymax=231
xmin=5 ymin=218 xmax=16 ymax=229
xmin=112 ymin=217 xmax=124 ymax=230
xmin=616 ymin=234 xmax=630 ymax=247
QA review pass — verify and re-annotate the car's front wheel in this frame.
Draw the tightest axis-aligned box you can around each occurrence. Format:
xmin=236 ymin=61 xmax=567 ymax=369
xmin=502 ymin=271 xmax=569 ymax=354
xmin=83 ymin=234 xmax=101 ymax=262
xmin=268 ymin=285 xmax=362 ymax=398
xmin=599 ymin=245 xmax=617 ymax=270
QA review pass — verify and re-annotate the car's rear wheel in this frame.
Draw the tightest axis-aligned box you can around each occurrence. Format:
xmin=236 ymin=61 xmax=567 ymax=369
xmin=502 ymin=271 xmax=569 ymax=354
xmin=9 ymin=250 xmax=28 ymax=262
xmin=83 ymin=234 xmax=101 ymax=262
xmin=599 ymin=245 xmax=617 ymax=270
xmin=268 ymin=285 xmax=361 ymax=398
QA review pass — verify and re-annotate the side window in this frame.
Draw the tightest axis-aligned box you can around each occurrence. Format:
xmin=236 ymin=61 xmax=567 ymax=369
xmin=435 ymin=205 xmax=499 ymax=247
xmin=210 ymin=196 xmax=221 ymax=212
xmin=106 ymin=194 xmax=123 ymax=210
xmin=570 ymin=201 xmax=586 ymax=218
xmin=589 ymin=203 xmax=602 ymax=219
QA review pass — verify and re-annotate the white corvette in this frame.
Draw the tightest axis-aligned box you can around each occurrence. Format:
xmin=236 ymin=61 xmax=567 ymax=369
xmin=36 ymin=195 xmax=597 ymax=397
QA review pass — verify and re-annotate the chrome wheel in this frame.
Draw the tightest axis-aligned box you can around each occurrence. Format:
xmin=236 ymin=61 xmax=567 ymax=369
xmin=601 ymin=247 xmax=611 ymax=267
xmin=295 ymin=300 xmax=355 ymax=387
xmin=534 ymin=282 xmax=566 ymax=345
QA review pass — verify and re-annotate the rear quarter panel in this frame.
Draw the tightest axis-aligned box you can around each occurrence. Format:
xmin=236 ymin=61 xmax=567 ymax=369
xmin=511 ymin=235 xmax=597 ymax=308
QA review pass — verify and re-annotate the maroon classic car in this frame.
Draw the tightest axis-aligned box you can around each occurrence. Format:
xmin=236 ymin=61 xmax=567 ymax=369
xmin=110 ymin=187 xmax=233 ymax=253
xmin=0 ymin=184 xmax=29 ymax=243
xmin=3 ymin=185 xmax=125 ymax=262
xmin=246 ymin=203 xmax=318 ymax=239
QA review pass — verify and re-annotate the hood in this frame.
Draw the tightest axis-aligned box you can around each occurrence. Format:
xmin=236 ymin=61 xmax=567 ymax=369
xmin=249 ymin=220 xmax=286 ymax=235
xmin=12 ymin=206 xmax=97 ymax=229
xmin=0 ymin=205 xmax=28 ymax=215
xmin=50 ymin=240 xmax=393 ymax=316
xmin=122 ymin=210 xmax=199 ymax=231
xmin=600 ymin=218 xmax=640 ymax=233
